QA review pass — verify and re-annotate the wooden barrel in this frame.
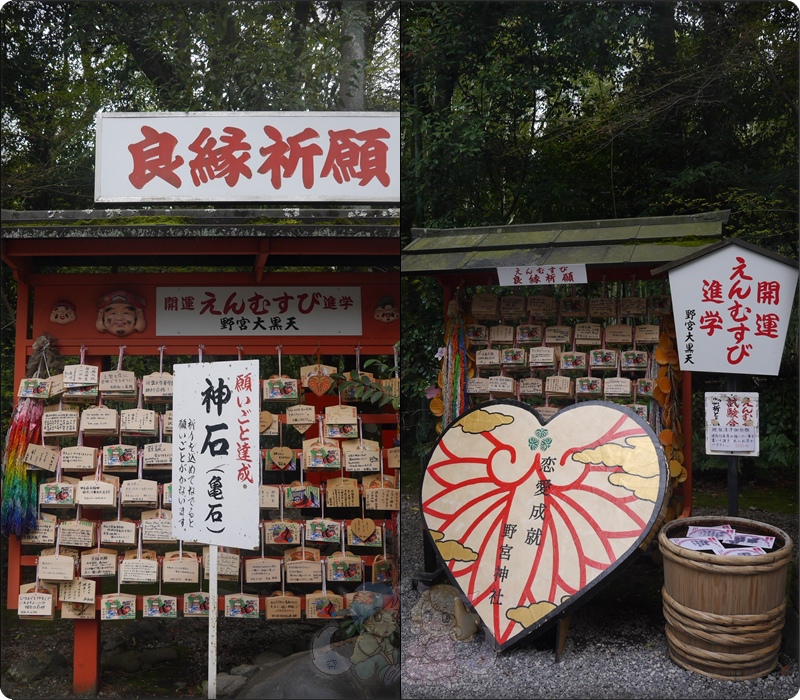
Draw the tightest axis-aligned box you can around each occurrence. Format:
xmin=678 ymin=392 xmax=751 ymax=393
xmin=658 ymin=515 xmax=793 ymax=680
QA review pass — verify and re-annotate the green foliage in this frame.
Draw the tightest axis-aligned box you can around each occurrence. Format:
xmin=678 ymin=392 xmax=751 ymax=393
xmin=331 ymin=349 xmax=399 ymax=411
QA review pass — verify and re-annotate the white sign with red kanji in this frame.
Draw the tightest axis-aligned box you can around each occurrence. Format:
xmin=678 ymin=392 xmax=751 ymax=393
xmin=155 ymin=286 xmax=362 ymax=336
xmin=667 ymin=245 xmax=798 ymax=375
xmin=497 ymin=264 xmax=587 ymax=286
xmin=95 ymin=112 xmax=399 ymax=202
xmin=172 ymin=360 xmax=259 ymax=548
xmin=705 ymin=392 xmax=759 ymax=456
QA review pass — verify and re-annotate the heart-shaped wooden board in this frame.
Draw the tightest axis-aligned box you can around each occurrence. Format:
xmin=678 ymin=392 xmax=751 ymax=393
xmin=269 ymin=446 xmax=294 ymax=469
xmin=422 ymin=399 xmax=667 ymax=651
xmin=350 ymin=517 xmax=376 ymax=542
xmin=306 ymin=374 xmax=333 ymax=397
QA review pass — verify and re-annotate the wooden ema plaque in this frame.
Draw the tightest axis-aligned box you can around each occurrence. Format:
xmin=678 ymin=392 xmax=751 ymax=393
xmin=326 ymin=551 xmax=362 ymax=582
xmin=225 ymin=594 xmax=259 ymax=619
xmin=421 ymin=400 xmax=667 ymax=651
xmin=81 ymin=549 xmax=118 ymax=578
xmin=245 ymin=557 xmax=281 ymax=583
xmin=143 ymin=595 xmax=178 ymax=619
xmin=265 ymin=592 xmax=300 ymax=620
xmin=162 ymin=551 xmax=199 ymax=584
xmin=306 ymin=591 xmax=343 ymax=619
xmin=24 ymin=444 xmax=60 ymax=472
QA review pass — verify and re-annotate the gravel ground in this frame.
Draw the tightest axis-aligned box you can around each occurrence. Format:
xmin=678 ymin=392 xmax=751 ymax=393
xmin=399 ymin=492 xmax=800 ymax=700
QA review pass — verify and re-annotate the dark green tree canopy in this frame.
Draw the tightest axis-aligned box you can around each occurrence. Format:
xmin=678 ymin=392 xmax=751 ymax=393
xmin=401 ymin=1 xmax=798 ymax=258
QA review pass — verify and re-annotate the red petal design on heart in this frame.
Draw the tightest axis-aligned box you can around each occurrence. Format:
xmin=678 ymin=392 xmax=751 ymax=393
xmin=422 ymin=405 xmax=661 ymax=647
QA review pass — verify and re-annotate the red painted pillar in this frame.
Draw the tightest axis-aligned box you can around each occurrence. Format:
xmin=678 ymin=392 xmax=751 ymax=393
xmin=73 ymin=617 xmax=101 ymax=695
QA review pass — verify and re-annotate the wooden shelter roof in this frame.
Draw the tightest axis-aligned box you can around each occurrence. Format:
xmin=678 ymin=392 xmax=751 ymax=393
xmin=402 ymin=210 xmax=730 ymax=282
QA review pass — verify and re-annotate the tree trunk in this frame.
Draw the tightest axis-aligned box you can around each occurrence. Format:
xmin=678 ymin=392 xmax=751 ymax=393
xmin=338 ymin=1 xmax=368 ymax=110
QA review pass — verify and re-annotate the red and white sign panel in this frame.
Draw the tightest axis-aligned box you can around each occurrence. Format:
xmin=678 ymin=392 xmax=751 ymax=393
xmin=667 ymin=245 xmax=798 ymax=376
xmin=155 ymin=286 xmax=362 ymax=336
xmin=95 ymin=112 xmax=399 ymax=203
xmin=172 ymin=360 xmax=260 ymax=548
xmin=497 ymin=264 xmax=587 ymax=286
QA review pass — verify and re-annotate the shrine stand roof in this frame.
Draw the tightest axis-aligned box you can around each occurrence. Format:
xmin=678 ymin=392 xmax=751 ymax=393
xmin=1 ymin=207 xmax=400 ymax=278
xmin=401 ymin=210 xmax=730 ymax=283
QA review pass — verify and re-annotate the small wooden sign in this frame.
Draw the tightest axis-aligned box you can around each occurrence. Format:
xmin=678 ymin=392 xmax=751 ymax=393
xmin=560 ymin=352 xmax=586 ymax=371
xmin=142 ymin=442 xmax=173 ymax=469
xmin=39 ymin=479 xmax=77 ymax=507
xmin=265 ymin=592 xmax=301 ymax=620
xmin=143 ymin=595 xmax=177 ymax=618
xmin=476 ymin=348 xmax=501 ymax=368
xmin=348 ymin=520 xmax=382 ymax=547
xmin=61 ymin=601 xmax=96 ymax=620
xmin=225 ymin=594 xmax=259 ymax=619
xmin=59 ymin=520 xmax=96 ymax=548
xmin=364 ymin=488 xmax=400 ymax=511
xmin=302 ymin=439 xmax=341 ymax=471
xmin=184 ymin=592 xmax=210 ymax=617
xmin=42 ymin=406 xmax=80 ymax=438
xmin=576 ymin=377 xmax=603 ymax=395
xmin=604 ymin=377 xmax=633 ymax=397
xmin=519 ymin=377 xmax=544 ymax=396
xmin=120 ymin=408 xmax=158 ymax=437
xmin=284 ymin=481 xmax=321 ymax=509
xmin=544 ymin=325 xmax=572 ymax=345
xmin=100 ymin=519 xmax=137 ymax=545
xmin=80 ymin=405 xmax=119 ymax=436
xmin=259 ymin=485 xmax=281 ymax=509
xmin=465 ymin=324 xmax=488 ymax=343
xmin=76 ymin=477 xmax=117 ymax=507
xmin=574 ymin=322 xmax=603 ymax=345
xmin=467 ymin=377 xmax=490 ymax=395
xmin=162 ymin=551 xmax=199 ymax=584
xmin=120 ymin=478 xmax=159 ymax=505
xmin=325 ymin=477 xmax=360 ymax=508
xmin=99 ymin=370 xmax=137 ymax=400
xmin=245 ymin=557 xmax=281 ymax=583
xmin=24 ymin=444 xmax=60 ymax=472
xmin=142 ymin=372 xmax=173 ymax=402
xmin=499 ymin=295 xmax=527 ymax=319
xmin=60 ymin=446 xmax=98 ymax=472
xmin=635 ymin=324 xmax=660 ymax=345
xmin=589 ymin=298 xmax=617 ymax=318
xmin=305 ymin=591 xmax=344 ymax=619
xmin=341 ymin=439 xmax=380 ymax=472
xmin=60 ymin=576 xmax=96 ymax=604
xmin=471 ymin=293 xmax=499 ymax=319
xmin=37 ymin=554 xmax=75 ymax=582
xmin=619 ymin=297 xmax=647 ymax=317
xmin=18 ymin=590 xmax=55 ymax=620
xmin=545 ymin=375 xmax=573 ymax=396
xmin=621 ymin=350 xmax=649 ymax=372
xmin=528 ymin=346 xmax=556 ymax=368
xmin=527 ymin=296 xmax=557 ymax=318
xmin=202 ymin=548 xmax=239 ymax=581
xmin=17 ymin=377 xmax=51 ymax=399
xmin=21 ymin=514 xmax=57 ymax=545
xmin=263 ymin=376 xmax=299 ymax=401
xmin=266 ymin=446 xmax=295 ymax=470
xmin=560 ymin=296 xmax=587 ymax=318
xmin=100 ymin=593 xmax=136 ymax=620
xmin=515 ymin=324 xmax=543 ymax=345
xmin=64 ymin=363 xmax=99 ymax=387
xmin=489 ymin=325 xmax=515 ymax=344
xmin=264 ymin=520 xmax=301 ymax=545
xmin=81 ymin=549 xmax=118 ymax=578
xmin=501 ymin=348 xmax=527 ymax=368
xmin=326 ymin=551 xmax=362 ymax=582
xmin=119 ymin=557 xmax=158 ymax=583
xmin=604 ymin=324 xmax=633 ymax=345
xmin=372 ymin=554 xmax=395 ymax=584
xmin=103 ymin=444 xmax=138 ymax=471
xmin=589 ymin=348 xmax=617 ymax=369
xmin=305 ymin=518 xmax=341 ymax=544
xmin=141 ymin=510 xmax=175 ymax=543
xmin=285 ymin=558 xmax=322 ymax=584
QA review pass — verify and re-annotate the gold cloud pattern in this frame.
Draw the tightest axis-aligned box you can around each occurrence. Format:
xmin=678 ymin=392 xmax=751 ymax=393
xmin=454 ymin=410 xmax=514 ymax=434
xmin=506 ymin=601 xmax=557 ymax=627
xmin=429 ymin=530 xmax=478 ymax=562
xmin=571 ymin=436 xmax=660 ymax=502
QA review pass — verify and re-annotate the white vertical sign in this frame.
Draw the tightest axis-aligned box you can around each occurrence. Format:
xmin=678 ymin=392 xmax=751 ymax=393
xmin=172 ymin=360 xmax=259 ymax=548
xmin=705 ymin=392 xmax=759 ymax=456
xmin=667 ymin=245 xmax=798 ymax=376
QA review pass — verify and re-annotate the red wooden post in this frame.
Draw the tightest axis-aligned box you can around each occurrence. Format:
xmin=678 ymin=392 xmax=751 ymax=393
xmin=73 ymin=618 xmax=101 ymax=695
